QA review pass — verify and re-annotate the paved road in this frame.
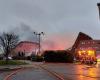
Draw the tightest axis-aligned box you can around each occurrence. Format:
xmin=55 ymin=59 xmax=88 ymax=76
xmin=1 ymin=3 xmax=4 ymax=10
xmin=2 ymin=64 xmax=59 ymax=80
xmin=41 ymin=62 xmax=100 ymax=80
xmin=0 ymin=71 xmax=13 ymax=80
xmin=1 ymin=61 xmax=100 ymax=80
xmin=0 ymin=65 xmax=23 ymax=80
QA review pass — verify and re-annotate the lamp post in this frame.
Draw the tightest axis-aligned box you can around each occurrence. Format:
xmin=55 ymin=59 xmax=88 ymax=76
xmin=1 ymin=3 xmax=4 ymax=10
xmin=97 ymin=3 xmax=100 ymax=19
xmin=34 ymin=32 xmax=44 ymax=56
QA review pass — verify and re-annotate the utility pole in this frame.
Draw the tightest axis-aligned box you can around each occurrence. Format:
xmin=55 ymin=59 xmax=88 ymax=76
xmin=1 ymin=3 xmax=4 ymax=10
xmin=97 ymin=3 xmax=100 ymax=19
xmin=34 ymin=32 xmax=44 ymax=56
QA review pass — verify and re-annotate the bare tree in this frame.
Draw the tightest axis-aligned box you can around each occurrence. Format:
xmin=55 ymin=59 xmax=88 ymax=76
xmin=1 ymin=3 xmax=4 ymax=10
xmin=0 ymin=32 xmax=19 ymax=63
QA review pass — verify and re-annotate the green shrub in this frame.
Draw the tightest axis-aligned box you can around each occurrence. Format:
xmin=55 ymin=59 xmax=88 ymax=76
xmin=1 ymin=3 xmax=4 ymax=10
xmin=0 ymin=60 xmax=27 ymax=65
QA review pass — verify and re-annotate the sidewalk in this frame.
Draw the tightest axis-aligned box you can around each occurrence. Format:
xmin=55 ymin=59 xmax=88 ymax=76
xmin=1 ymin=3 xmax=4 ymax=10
xmin=0 ymin=65 xmax=23 ymax=71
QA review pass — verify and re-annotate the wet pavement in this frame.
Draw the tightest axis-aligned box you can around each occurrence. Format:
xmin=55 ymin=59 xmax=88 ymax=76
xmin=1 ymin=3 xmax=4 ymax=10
xmin=0 ymin=61 xmax=100 ymax=80
xmin=9 ymin=67 xmax=57 ymax=80
xmin=41 ymin=62 xmax=100 ymax=80
xmin=0 ymin=71 xmax=13 ymax=80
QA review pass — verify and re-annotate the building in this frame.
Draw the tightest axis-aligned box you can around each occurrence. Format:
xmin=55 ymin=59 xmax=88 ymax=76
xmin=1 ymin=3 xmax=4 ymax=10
xmin=75 ymin=40 xmax=100 ymax=59
xmin=67 ymin=32 xmax=100 ymax=63
xmin=67 ymin=32 xmax=92 ymax=53
xmin=11 ymin=41 xmax=39 ymax=57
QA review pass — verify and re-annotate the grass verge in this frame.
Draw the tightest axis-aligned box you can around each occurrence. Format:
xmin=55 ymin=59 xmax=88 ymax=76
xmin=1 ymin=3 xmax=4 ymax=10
xmin=0 ymin=60 xmax=28 ymax=65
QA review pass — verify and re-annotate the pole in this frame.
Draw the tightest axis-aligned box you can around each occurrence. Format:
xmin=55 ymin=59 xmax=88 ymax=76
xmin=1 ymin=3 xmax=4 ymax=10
xmin=38 ymin=34 xmax=41 ymax=56
xmin=34 ymin=32 xmax=44 ymax=56
xmin=97 ymin=3 xmax=100 ymax=19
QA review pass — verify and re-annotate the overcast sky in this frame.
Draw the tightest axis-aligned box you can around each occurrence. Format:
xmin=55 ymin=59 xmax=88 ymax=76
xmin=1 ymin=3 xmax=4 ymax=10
xmin=0 ymin=0 xmax=100 ymax=50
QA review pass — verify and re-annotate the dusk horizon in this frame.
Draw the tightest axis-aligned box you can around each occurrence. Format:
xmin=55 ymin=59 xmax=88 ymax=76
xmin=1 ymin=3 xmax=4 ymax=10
xmin=0 ymin=0 xmax=100 ymax=50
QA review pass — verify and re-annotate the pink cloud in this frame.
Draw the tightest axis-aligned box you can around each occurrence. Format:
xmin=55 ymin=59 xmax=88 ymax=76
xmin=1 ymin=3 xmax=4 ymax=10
xmin=42 ymin=34 xmax=74 ymax=50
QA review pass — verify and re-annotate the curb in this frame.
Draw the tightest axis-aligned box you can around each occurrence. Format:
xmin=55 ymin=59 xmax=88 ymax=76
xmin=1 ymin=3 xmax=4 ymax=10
xmin=0 ymin=67 xmax=22 ymax=71
xmin=4 ymin=68 xmax=23 ymax=80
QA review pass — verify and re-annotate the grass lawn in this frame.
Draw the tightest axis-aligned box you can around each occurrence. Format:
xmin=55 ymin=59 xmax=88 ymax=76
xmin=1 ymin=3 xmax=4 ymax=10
xmin=0 ymin=60 xmax=28 ymax=65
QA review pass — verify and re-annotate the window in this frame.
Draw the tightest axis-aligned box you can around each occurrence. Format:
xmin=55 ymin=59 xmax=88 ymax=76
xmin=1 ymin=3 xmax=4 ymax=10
xmin=81 ymin=42 xmax=85 ymax=44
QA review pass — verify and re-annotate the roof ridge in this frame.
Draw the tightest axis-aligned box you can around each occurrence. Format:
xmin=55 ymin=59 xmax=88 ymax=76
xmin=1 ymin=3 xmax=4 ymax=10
xmin=19 ymin=41 xmax=39 ymax=44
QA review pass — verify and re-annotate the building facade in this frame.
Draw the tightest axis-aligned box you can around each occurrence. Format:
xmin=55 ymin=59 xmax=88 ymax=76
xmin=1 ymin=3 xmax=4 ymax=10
xmin=75 ymin=40 xmax=100 ymax=59
xmin=68 ymin=32 xmax=92 ymax=54
xmin=11 ymin=41 xmax=39 ymax=57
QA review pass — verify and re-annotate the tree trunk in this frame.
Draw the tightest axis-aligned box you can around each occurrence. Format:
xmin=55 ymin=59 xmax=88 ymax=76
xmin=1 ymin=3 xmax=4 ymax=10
xmin=5 ymin=52 xmax=9 ymax=64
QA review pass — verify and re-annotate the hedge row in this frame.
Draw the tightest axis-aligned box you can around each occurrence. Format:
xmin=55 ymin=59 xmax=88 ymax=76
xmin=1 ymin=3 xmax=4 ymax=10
xmin=43 ymin=50 xmax=74 ymax=63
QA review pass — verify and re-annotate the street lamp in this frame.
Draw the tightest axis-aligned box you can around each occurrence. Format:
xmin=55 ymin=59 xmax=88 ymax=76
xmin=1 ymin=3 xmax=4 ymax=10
xmin=97 ymin=3 xmax=100 ymax=19
xmin=34 ymin=32 xmax=44 ymax=56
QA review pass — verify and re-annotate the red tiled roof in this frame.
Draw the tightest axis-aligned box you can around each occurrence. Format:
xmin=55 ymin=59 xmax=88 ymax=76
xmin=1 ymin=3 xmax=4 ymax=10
xmin=13 ymin=41 xmax=39 ymax=53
